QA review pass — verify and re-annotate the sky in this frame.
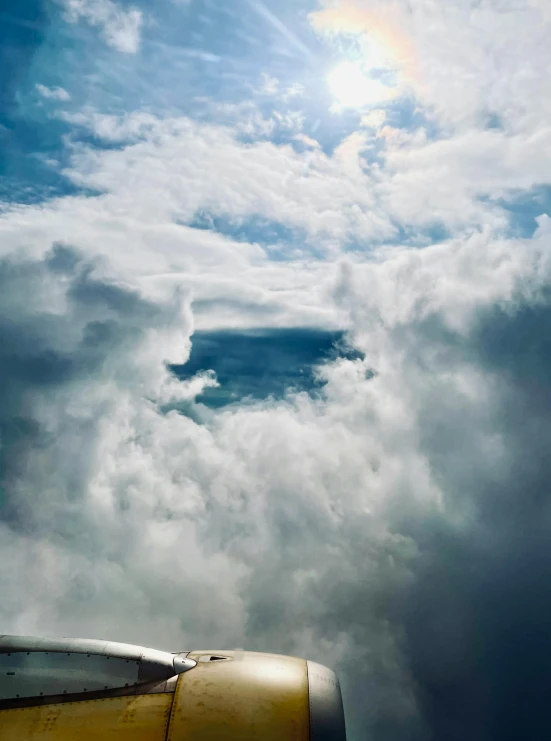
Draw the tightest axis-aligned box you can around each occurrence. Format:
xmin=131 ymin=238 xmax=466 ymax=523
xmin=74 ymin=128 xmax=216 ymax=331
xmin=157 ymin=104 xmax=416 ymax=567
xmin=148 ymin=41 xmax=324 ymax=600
xmin=1 ymin=0 xmax=551 ymax=738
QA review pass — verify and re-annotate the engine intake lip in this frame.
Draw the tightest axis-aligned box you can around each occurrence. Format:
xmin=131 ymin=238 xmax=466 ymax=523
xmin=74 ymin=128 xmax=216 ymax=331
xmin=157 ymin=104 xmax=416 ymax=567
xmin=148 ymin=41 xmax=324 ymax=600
xmin=307 ymin=660 xmax=347 ymax=741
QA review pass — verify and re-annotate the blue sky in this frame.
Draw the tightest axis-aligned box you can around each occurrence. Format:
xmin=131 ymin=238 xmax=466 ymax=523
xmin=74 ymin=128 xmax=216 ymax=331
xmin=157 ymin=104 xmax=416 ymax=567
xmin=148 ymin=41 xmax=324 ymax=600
xmin=1 ymin=1 xmax=551 ymax=740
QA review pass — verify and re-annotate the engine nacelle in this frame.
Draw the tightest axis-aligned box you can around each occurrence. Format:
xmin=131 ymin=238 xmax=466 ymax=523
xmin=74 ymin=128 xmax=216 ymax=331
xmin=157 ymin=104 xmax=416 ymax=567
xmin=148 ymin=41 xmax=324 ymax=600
xmin=0 ymin=636 xmax=346 ymax=740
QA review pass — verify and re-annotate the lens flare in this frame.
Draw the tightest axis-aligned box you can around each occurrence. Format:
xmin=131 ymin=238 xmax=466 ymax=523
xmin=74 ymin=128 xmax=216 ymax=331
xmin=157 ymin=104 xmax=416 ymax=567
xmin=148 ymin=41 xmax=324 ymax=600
xmin=328 ymin=60 xmax=388 ymax=108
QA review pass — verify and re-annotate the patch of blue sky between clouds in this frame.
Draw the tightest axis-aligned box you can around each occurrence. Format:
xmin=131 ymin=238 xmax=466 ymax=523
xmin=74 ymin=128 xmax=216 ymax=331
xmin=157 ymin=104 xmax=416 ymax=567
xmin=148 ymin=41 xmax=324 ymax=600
xmin=0 ymin=0 xmax=112 ymax=204
xmin=188 ymin=209 xmax=450 ymax=260
xmin=345 ymin=222 xmax=452 ymax=255
xmin=45 ymin=0 xmax=331 ymax=122
xmin=490 ymin=186 xmax=551 ymax=239
xmin=141 ymin=0 xmax=386 ymax=156
xmin=169 ymin=328 xmax=364 ymax=410
xmin=384 ymin=95 xmax=442 ymax=140
xmin=188 ymin=212 xmax=328 ymax=261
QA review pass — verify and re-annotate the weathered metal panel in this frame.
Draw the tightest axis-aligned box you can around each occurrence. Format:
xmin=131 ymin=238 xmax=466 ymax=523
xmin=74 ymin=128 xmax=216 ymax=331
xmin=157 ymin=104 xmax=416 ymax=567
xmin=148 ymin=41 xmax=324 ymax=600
xmin=0 ymin=693 xmax=173 ymax=741
xmin=0 ymin=652 xmax=139 ymax=700
xmin=168 ymin=650 xmax=310 ymax=741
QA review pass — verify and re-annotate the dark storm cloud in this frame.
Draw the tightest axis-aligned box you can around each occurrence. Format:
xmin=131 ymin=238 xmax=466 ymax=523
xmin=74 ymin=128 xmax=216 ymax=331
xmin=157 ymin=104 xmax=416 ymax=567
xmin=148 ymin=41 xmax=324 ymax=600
xmin=0 ymin=243 xmax=165 ymax=390
xmin=218 ymin=249 xmax=551 ymax=741
xmin=0 ymin=244 xmax=180 ymax=531
xmin=284 ymin=284 xmax=551 ymax=740
xmin=394 ymin=297 xmax=551 ymax=741
xmin=4 ymin=239 xmax=551 ymax=741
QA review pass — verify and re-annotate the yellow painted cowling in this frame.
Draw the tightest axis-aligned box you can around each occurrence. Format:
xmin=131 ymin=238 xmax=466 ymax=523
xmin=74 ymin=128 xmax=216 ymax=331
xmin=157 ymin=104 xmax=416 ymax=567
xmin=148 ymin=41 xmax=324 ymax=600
xmin=0 ymin=637 xmax=346 ymax=741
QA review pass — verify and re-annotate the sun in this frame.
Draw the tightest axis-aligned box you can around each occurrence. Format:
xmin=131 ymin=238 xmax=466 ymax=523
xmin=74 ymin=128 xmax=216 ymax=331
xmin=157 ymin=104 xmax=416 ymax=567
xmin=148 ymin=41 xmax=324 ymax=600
xmin=328 ymin=60 xmax=388 ymax=109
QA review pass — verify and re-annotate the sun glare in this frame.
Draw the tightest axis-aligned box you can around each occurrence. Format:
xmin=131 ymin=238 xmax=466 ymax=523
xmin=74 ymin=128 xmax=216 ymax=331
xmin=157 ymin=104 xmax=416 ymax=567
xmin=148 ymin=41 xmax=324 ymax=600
xmin=328 ymin=61 xmax=388 ymax=109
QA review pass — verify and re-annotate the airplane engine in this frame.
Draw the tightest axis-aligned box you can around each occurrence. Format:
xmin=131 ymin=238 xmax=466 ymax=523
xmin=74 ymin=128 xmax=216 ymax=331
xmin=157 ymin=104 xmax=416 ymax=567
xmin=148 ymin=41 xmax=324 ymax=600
xmin=0 ymin=636 xmax=346 ymax=740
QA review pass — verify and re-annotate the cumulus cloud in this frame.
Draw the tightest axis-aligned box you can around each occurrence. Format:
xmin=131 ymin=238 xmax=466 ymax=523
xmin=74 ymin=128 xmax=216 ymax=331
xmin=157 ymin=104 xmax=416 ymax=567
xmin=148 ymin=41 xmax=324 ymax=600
xmin=61 ymin=0 xmax=143 ymax=53
xmin=0 ymin=109 xmax=527 ymax=265
xmin=309 ymin=0 xmax=551 ymax=241
xmin=0 ymin=244 xmax=243 ymax=646
xmin=57 ymin=113 xmax=394 ymax=245
xmin=0 ymin=191 xmax=339 ymax=332
xmin=2 ymin=1 xmax=551 ymax=739
xmin=3 ymin=224 xmax=551 ymax=740
xmin=3 ymin=104 xmax=549 ymax=263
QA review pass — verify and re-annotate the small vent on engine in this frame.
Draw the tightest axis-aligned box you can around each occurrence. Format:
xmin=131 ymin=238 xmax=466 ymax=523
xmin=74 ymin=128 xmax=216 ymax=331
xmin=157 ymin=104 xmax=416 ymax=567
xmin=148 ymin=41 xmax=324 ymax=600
xmin=197 ymin=654 xmax=232 ymax=663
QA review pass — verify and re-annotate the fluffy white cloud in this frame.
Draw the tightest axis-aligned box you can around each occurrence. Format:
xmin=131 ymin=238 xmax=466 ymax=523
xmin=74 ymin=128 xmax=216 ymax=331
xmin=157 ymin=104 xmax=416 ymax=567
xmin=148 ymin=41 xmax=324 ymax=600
xmin=61 ymin=0 xmax=143 ymax=53
xmin=1 ymin=105 xmax=547 ymax=292
xmin=59 ymin=114 xmax=393 ymax=244
xmin=0 ymin=198 xmax=340 ymax=331
xmin=0 ymin=112 xmax=390 ymax=334
xmin=378 ymin=125 xmax=551 ymax=229
xmin=310 ymin=0 xmax=551 ymax=236
xmin=310 ymin=0 xmax=551 ymax=130
xmin=2 ymin=93 xmax=550 ymax=325
xmin=2 ymin=225 xmax=551 ymax=739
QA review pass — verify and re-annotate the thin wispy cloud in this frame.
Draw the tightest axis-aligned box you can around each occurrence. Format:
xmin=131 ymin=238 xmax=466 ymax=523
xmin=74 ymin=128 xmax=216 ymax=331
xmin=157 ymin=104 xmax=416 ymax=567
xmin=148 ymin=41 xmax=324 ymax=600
xmin=36 ymin=83 xmax=72 ymax=101
xmin=61 ymin=0 xmax=143 ymax=52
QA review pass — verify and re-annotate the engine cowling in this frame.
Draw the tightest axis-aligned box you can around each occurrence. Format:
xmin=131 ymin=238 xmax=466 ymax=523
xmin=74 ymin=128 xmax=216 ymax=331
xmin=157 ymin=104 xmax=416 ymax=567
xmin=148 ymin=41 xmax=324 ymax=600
xmin=170 ymin=649 xmax=346 ymax=741
xmin=0 ymin=636 xmax=346 ymax=741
